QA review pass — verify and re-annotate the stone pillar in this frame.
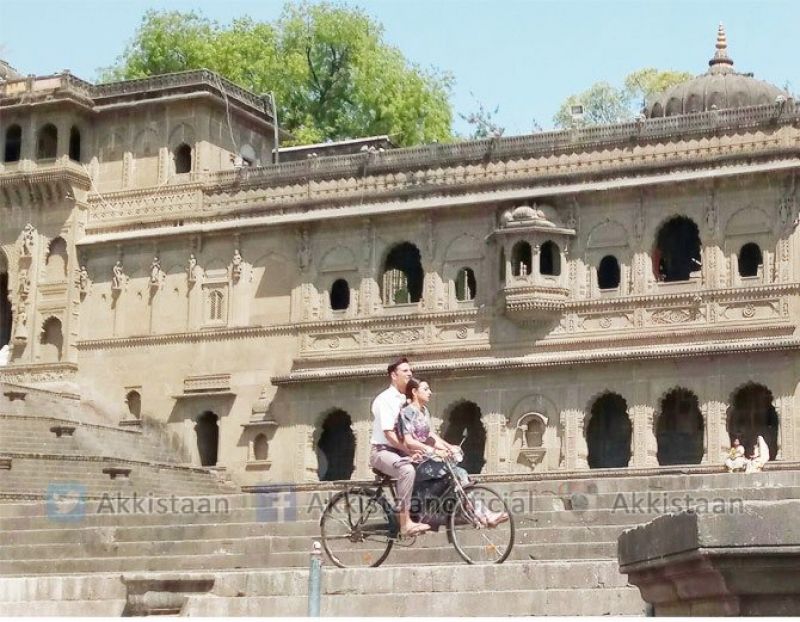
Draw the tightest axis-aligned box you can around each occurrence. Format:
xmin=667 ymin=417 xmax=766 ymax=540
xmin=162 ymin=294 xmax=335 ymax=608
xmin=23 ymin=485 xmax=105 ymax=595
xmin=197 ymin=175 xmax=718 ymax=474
xmin=293 ymin=425 xmax=317 ymax=482
xmin=631 ymin=404 xmax=653 ymax=468
xmin=777 ymin=394 xmax=795 ymax=461
xmin=563 ymin=407 xmax=585 ymax=470
xmin=421 ymin=263 xmax=442 ymax=312
xmin=631 ymin=252 xmax=649 ymax=295
xmin=483 ymin=412 xmax=507 ymax=475
xmin=353 ymin=419 xmax=372 ymax=480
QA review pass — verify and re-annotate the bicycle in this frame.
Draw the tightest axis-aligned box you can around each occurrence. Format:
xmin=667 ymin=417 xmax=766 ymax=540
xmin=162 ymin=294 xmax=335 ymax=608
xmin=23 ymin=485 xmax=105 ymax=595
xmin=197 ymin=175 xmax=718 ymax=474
xmin=319 ymin=449 xmax=515 ymax=568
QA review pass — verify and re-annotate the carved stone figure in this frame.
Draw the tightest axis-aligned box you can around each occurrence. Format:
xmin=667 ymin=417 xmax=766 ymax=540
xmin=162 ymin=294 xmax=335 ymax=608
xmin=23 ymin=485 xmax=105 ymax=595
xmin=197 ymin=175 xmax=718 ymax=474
xmin=187 ymin=253 xmax=197 ymax=282
xmin=21 ymin=224 xmax=35 ymax=256
xmin=18 ymin=270 xmax=30 ymax=300
xmin=112 ymin=260 xmax=125 ymax=290
xmin=14 ymin=305 xmax=27 ymax=339
xmin=150 ymin=256 xmax=162 ymax=285
xmin=231 ymin=248 xmax=243 ymax=281
xmin=78 ymin=265 xmax=90 ymax=294
xmin=297 ymin=229 xmax=311 ymax=272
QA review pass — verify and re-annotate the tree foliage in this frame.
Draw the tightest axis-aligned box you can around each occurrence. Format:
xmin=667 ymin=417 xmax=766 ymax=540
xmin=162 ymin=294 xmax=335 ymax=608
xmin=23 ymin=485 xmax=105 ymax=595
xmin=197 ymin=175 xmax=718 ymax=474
xmin=102 ymin=3 xmax=454 ymax=146
xmin=554 ymin=68 xmax=693 ymax=129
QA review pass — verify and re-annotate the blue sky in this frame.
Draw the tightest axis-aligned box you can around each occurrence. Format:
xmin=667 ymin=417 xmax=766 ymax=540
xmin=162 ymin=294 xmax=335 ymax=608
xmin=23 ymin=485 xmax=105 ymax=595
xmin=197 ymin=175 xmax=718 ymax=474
xmin=1 ymin=0 xmax=797 ymax=136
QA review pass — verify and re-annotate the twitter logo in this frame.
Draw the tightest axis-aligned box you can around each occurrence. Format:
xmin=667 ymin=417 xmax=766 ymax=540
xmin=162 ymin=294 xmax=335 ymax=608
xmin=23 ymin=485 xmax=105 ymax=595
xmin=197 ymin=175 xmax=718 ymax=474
xmin=46 ymin=483 xmax=87 ymax=522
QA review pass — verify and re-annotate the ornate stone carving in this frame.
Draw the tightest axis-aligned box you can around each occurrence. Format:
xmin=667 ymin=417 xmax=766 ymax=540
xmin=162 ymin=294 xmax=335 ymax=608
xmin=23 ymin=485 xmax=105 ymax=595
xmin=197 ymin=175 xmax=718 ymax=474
xmin=111 ymin=260 xmax=125 ymax=290
xmin=187 ymin=253 xmax=197 ymax=283
xmin=231 ymin=249 xmax=243 ymax=282
xmin=18 ymin=269 xmax=30 ymax=301
xmin=20 ymin=223 xmax=35 ymax=256
xmin=77 ymin=265 xmax=90 ymax=295
xmin=372 ymin=328 xmax=424 ymax=345
xmin=149 ymin=256 xmax=163 ymax=287
xmin=297 ymin=228 xmax=311 ymax=273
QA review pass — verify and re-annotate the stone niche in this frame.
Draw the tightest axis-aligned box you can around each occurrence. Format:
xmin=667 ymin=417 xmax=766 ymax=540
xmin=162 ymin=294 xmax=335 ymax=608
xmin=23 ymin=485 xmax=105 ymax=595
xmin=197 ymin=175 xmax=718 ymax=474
xmin=618 ymin=499 xmax=800 ymax=616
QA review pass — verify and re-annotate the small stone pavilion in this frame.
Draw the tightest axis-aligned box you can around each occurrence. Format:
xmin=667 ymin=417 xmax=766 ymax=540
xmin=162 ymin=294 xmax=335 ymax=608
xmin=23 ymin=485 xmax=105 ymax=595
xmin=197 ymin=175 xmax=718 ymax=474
xmin=0 ymin=26 xmax=798 ymax=486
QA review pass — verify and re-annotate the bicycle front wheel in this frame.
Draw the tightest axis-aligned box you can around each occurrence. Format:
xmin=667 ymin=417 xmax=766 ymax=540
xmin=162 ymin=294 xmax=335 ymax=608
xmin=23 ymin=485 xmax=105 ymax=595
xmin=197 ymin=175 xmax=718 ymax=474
xmin=320 ymin=488 xmax=394 ymax=568
xmin=448 ymin=485 xmax=514 ymax=564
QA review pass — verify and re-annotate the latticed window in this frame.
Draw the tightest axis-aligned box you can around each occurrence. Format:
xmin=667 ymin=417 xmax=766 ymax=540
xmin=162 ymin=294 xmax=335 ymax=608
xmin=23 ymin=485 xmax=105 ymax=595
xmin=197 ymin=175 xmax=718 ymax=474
xmin=382 ymin=269 xmax=409 ymax=305
xmin=209 ymin=290 xmax=224 ymax=321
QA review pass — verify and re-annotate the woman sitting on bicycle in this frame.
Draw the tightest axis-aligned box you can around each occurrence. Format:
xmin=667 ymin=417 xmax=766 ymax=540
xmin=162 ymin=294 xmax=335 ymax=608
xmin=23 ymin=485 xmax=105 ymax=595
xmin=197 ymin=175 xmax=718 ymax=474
xmin=397 ymin=378 xmax=508 ymax=527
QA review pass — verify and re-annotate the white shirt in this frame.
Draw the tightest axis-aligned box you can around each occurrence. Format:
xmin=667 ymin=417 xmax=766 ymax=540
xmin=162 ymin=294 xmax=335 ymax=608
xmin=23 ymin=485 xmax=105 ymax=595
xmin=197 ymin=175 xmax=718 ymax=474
xmin=370 ymin=385 xmax=406 ymax=445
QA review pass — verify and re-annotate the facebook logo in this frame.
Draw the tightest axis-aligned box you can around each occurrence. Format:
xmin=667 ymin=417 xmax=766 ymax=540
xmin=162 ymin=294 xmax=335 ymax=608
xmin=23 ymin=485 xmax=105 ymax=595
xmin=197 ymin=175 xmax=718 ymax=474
xmin=46 ymin=482 xmax=87 ymax=523
xmin=256 ymin=486 xmax=297 ymax=523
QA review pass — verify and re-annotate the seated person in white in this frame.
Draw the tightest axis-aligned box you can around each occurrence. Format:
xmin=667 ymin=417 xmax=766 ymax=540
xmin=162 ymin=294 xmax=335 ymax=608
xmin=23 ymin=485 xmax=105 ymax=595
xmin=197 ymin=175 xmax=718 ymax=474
xmin=724 ymin=437 xmax=748 ymax=472
xmin=745 ymin=435 xmax=769 ymax=473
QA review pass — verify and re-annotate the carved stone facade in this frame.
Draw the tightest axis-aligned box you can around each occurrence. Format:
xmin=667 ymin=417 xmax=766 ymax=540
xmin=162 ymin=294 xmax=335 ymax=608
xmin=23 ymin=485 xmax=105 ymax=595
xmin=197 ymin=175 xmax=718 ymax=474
xmin=1 ymin=53 xmax=799 ymax=485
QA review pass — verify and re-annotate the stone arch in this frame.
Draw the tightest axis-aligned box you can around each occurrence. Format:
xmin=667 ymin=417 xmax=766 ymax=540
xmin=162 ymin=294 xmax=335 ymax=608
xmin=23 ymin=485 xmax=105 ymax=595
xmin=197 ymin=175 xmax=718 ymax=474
xmin=727 ymin=383 xmax=779 ymax=461
xmin=0 ymin=250 xmax=11 ymax=348
xmin=168 ymin=123 xmax=196 ymax=150
xmin=252 ymin=433 xmax=269 ymax=461
xmin=68 ymin=126 xmax=81 ymax=162
xmin=4 ymin=124 xmax=22 ymax=162
xmin=133 ymin=128 xmax=160 ymax=157
xmin=443 ymin=233 xmax=482 ymax=263
xmin=195 ymin=411 xmax=219 ymax=466
xmin=329 ymin=278 xmax=350 ymax=310
xmin=585 ymin=392 xmax=631 ymax=468
xmin=655 ymin=387 xmax=704 ymax=465
xmin=587 ymin=220 xmax=629 ymax=249
xmin=724 ymin=206 xmax=772 ymax=237
xmin=598 ymin=255 xmax=621 ymax=289
xmin=454 ymin=267 xmax=476 ymax=301
xmin=381 ymin=242 xmax=423 ymax=304
xmin=45 ymin=237 xmax=68 ymax=281
xmin=319 ymin=245 xmax=357 ymax=273
xmin=653 ymin=216 xmax=701 ymax=282
xmin=510 ymin=241 xmax=532 ymax=277
xmin=36 ymin=123 xmax=58 ymax=159
xmin=738 ymin=242 xmax=763 ymax=277
xmin=539 ymin=240 xmax=561 ymax=276
xmin=443 ymin=400 xmax=486 ymax=474
xmin=315 ymin=409 xmax=355 ymax=481
xmin=100 ymin=131 xmax=127 ymax=161
xmin=39 ymin=316 xmax=63 ymax=363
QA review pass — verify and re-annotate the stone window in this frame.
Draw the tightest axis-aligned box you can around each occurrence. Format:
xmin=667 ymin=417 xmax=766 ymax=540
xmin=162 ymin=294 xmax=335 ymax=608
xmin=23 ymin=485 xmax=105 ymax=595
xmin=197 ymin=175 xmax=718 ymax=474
xmin=209 ymin=289 xmax=225 ymax=321
xmin=68 ymin=126 xmax=81 ymax=162
xmin=539 ymin=241 xmax=561 ymax=276
xmin=329 ymin=278 xmax=350 ymax=311
xmin=738 ymin=242 xmax=762 ymax=278
xmin=455 ymin=267 xmax=476 ymax=301
xmin=598 ymin=255 xmax=621 ymax=289
xmin=511 ymin=241 xmax=532 ymax=277
xmin=253 ymin=433 xmax=269 ymax=461
xmin=36 ymin=124 xmax=58 ymax=160
xmin=40 ymin=317 xmax=63 ymax=363
xmin=126 ymin=390 xmax=142 ymax=419
xmin=4 ymin=124 xmax=21 ymax=163
xmin=382 ymin=242 xmax=423 ymax=305
xmin=45 ymin=237 xmax=68 ymax=281
xmin=174 ymin=143 xmax=192 ymax=174
xmin=653 ymin=216 xmax=701 ymax=282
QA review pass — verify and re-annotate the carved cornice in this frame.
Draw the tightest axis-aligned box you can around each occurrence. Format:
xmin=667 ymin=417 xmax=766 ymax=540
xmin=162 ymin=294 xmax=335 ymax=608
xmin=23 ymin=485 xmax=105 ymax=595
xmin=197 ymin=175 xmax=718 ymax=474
xmin=1 ymin=451 xmax=218 ymax=473
xmin=76 ymin=323 xmax=295 ymax=350
xmin=273 ymin=336 xmax=800 ymax=385
xmin=0 ymin=362 xmax=78 ymax=384
xmin=0 ymin=413 xmax=144 ymax=436
xmin=296 ymin=308 xmax=480 ymax=332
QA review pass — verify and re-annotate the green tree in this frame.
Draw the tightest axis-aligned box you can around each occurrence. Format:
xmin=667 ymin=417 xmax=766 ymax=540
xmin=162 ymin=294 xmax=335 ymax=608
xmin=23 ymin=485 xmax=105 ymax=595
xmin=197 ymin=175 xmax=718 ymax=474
xmin=554 ymin=68 xmax=693 ymax=129
xmin=102 ymin=3 xmax=454 ymax=146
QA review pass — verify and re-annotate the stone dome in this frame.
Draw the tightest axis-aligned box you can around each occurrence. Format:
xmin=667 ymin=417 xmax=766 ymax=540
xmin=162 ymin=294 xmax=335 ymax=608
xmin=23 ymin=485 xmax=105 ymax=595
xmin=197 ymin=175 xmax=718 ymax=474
xmin=646 ymin=25 xmax=789 ymax=118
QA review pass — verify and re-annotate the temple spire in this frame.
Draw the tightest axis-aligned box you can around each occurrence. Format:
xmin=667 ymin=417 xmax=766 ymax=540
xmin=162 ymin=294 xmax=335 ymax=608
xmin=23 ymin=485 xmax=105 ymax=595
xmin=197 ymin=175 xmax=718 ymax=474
xmin=708 ymin=23 xmax=734 ymax=69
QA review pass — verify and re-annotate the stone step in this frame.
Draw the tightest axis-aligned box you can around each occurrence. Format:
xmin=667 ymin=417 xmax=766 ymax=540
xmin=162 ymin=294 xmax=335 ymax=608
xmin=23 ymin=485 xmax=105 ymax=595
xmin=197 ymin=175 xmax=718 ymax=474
xmin=182 ymin=587 xmax=645 ymax=616
xmin=0 ymin=599 xmax=127 ymax=616
xmin=0 ymin=573 xmax=125 ymax=601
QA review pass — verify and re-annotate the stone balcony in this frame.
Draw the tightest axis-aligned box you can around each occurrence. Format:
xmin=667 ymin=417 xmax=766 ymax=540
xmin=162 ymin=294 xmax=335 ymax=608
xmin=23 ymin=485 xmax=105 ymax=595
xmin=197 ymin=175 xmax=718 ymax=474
xmin=502 ymin=278 xmax=570 ymax=322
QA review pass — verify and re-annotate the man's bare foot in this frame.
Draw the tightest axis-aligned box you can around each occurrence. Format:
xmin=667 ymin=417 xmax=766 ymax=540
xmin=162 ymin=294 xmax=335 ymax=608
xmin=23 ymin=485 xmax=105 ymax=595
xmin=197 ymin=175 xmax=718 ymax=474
xmin=400 ymin=522 xmax=431 ymax=537
xmin=484 ymin=511 xmax=509 ymax=528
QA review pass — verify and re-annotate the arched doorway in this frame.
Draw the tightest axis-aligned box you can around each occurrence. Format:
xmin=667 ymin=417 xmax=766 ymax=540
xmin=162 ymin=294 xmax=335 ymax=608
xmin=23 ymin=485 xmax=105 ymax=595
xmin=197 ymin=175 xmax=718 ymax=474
xmin=656 ymin=388 xmax=704 ymax=465
xmin=316 ymin=409 xmax=355 ymax=481
xmin=443 ymin=401 xmax=486 ymax=474
xmin=727 ymin=384 xmax=779 ymax=461
xmin=40 ymin=317 xmax=63 ymax=362
xmin=586 ymin=393 xmax=632 ymax=468
xmin=0 ymin=251 xmax=11 ymax=348
xmin=382 ymin=242 xmax=424 ymax=304
xmin=195 ymin=411 xmax=219 ymax=466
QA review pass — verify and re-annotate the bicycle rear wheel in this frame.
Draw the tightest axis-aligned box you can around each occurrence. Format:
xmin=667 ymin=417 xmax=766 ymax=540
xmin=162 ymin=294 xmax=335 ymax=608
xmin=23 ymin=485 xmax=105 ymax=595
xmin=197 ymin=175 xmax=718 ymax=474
xmin=448 ymin=485 xmax=514 ymax=564
xmin=320 ymin=488 xmax=395 ymax=568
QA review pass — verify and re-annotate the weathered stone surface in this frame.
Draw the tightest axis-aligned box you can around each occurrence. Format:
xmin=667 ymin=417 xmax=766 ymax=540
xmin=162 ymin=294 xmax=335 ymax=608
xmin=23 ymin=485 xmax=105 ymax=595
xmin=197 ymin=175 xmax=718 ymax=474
xmin=619 ymin=500 xmax=800 ymax=615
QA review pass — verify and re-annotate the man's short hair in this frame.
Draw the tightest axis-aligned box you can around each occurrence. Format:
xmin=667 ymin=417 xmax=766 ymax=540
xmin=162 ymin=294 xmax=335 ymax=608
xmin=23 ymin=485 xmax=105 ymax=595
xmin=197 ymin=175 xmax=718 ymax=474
xmin=387 ymin=357 xmax=409 ymax=375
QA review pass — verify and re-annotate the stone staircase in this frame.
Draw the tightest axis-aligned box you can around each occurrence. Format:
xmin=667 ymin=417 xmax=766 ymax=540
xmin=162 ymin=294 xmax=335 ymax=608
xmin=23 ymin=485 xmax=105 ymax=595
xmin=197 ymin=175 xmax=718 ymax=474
xmin=2 ymin=468 xmax=800 ymax=615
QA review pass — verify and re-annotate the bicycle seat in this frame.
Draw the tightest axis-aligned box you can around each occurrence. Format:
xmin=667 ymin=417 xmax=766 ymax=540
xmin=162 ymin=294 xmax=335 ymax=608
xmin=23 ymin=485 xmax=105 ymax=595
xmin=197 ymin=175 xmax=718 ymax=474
xmin=371 ymin=468 xmax=395 ymax=484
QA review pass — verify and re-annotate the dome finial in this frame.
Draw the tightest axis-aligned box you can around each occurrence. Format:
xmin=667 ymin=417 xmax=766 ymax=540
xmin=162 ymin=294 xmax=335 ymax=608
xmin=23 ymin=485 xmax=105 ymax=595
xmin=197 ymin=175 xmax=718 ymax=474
xmin=709 ymin=23 xmax=734 ymax=69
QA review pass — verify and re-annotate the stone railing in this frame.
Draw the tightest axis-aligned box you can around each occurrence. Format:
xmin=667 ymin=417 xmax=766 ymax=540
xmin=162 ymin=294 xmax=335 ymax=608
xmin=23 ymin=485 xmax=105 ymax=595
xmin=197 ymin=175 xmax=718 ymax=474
xmin=211 ymin=101 xmax=800 ymax=188
xmin=1 ymin=69 xmax=270 ymax=117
